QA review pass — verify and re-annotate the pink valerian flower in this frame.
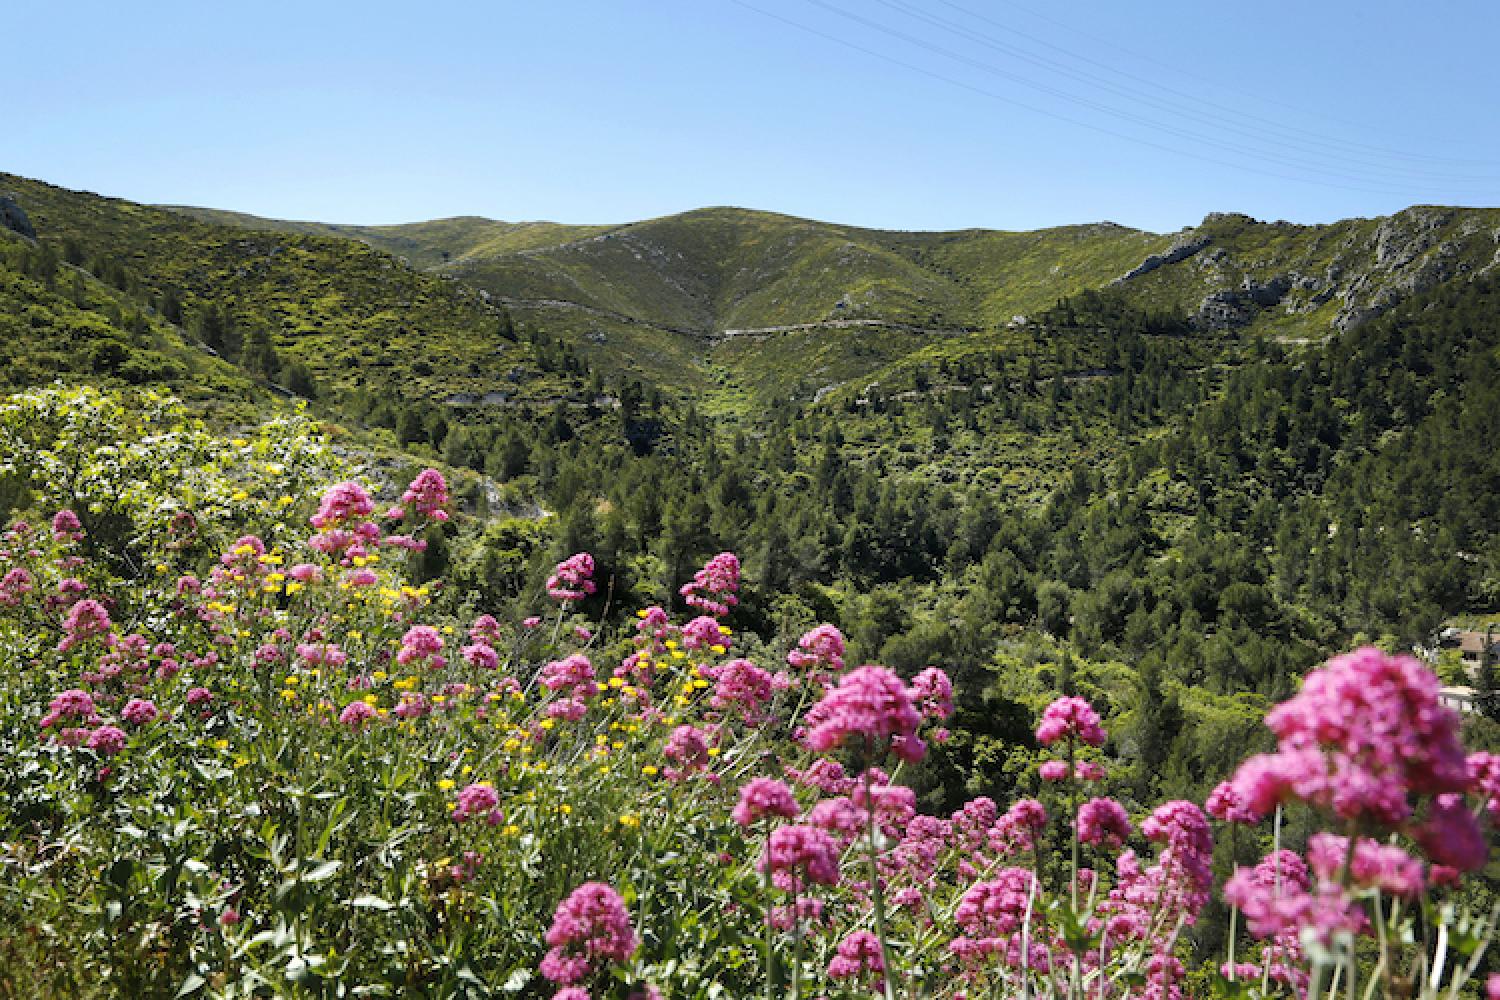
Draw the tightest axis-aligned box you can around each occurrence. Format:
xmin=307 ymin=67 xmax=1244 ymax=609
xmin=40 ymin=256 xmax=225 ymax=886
xmin=546 ymin=552 xmax=596 ymax=603
xmin=310 ymin=481 xmax=375 ymax=529
xmin=786 ymin=623 xmax=846 ymax=673
xmin=539 ymin=654 xmax=596 ymax=700
xmin=552 ymin=990 xmax=590 ymax=1000
xmin=120 ymin=698 xmax=159 ymax=726
xmin=1074 ymin=760 xmax=1106 ymax=782
xmin=663 ymin=724 xmax=714 ymax=779
xmin=679 ymin=552 xmax=740 ymax=617
xmin=88 ymin=725 xmax=127 ymax=755
xmin=344 ymin=568 xmax=378 ymax=587
xmin=288 ymin=563 xmax=321 ymax=584
xmin=452 ymin=782 xmax=503 ymax=825
xmin=909 ymin=666 xmax=954 ymax=720
xmin=540 ymin=882 xmax=637 ymax=985
xmin=186 ymin=687 xmax=213 ymax=708
xmin=546 ymin=697 xmax=588 ymax=722
xmin=767 ymin=894 xmax=827 ymax=931
xmin=1306 ymin=834 xmax=1425 ymax=898
xmin=1487 ymin=973 xmax=1499 ymax=1000
xmin=952 ymin=868 xmax=1040 ymax=953
xmin=51 ymin=508 xmax=84 ymax=543
xmin=1039 ymin=760 xmax=1070 ymax=782
xmin=397 ymin=625 xmax=446 ymax=669
xmin=1035 ymin=696 xmax=1106 ymax=747
xmin=399 ymin=468 xmax=450 ymax=522
xmin=296 ymin=642 xmax=348 ymax=669
xmin=1468 ymin=751 xmax=1500 ymax=820
xmin=1223 ymin=849 xmax=1366 ymax=946
xmin=631 ymin=603 xmax=671 ymax=637
xmin=758 ymin=824 xmax=841 ymax=888
xmin=732 ymin=777 xmax=800 ymax=826
xmin=803 ymin=665 xmax=926 ymax=763
xmin=1229 ymin=647 xmax=1469 ymax=827
xmin=40 ymin=689 xmax=101 ymax=731
xmin=469 ymin=614 xmax=503 ymax=644
xmin=522 ymin=615 xmax=542 ymax=629
xmin=706 ymin=658 xmax=776 ymax=723
xmin=786 ymin=758 xmax=856 ymax=797
xmin=1415 ymin=793 xmax=1489 ymax=872
xmin=808 ymin=796 xmax=869 ymax=849
xmin=854 ymin=778 xmax=918 ymax=840
xmin=393 ymin=692 xmax=431 ymax=719
xmin=461 ymin=642 xmax=500 ymax=670
xmin=58 ymin=598 xmax=112 ymax=652
xmin=0 ymin=567 xmax=34 ymax=608
xmin=951 ymin=797 xmax=999 ymax=850
xmin=679 ymin=615 xmax=727 ymax=652
xmin=1077 ymin=797 xmax=1132 ymax=849
xmin=382 ymin=534 xmax=427 ymax=553
xmin=988 ymin=798 xmax=1048 ymax=856
xmin=1140 ymin=800 xmax=1214 ymax=911
xmin=1206 ymin=779 xmax=1261 ymax=824
xmin=828 ymin=929 xmax=885 ymax=987
xmin=338 ymin=701 xmax=377 ymax=730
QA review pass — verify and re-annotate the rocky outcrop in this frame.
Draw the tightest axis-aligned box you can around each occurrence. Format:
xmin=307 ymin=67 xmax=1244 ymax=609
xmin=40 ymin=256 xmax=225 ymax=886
xmin=1111 ymin=233 xmax=1211 ymax=285
xmin=0 ymin=194 xmax=35 ymax=239
xmin=1191 ymin=274 xmax=1292 ymax=329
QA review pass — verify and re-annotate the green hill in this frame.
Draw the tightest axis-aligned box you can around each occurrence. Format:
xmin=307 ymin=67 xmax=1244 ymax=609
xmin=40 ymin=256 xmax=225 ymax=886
xmin=0 ymin=173 xmax=595 ymax=409
xmin=165 ymin=198 xmax=1500 ymax=412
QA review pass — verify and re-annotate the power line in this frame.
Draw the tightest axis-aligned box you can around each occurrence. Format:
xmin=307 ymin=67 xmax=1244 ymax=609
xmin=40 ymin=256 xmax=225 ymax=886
xmin=966 ymin=0 xmax=1485 ymax=164
xmin=798 ymin=0 xmax=1500 ymax=191
xmin=726 ymin=0 xmax=1486 ymax=200
xmin=892 ymin=0 xmax=1499 ymax=178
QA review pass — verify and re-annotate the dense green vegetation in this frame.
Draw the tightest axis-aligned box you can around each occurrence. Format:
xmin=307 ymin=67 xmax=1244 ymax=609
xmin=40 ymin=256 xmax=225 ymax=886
xmin=4 ymin=171 xmax=1499 ymax=815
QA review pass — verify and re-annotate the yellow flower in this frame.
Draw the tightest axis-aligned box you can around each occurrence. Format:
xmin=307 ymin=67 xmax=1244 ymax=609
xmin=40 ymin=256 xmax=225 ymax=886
xmin=284 ymin=675 xmax=300 ymax=686
xmin=285 ymin=582 xmax=304 ymax=595
xmin=641 ymin=765 xmax=659 ymax=777
xmin=437 ymin=779 xmax=456 ymax=791
xmin=618 ymin=814 xmax=640 ymax=829
xmin=212 ymin=739 xmax=230 ymax=750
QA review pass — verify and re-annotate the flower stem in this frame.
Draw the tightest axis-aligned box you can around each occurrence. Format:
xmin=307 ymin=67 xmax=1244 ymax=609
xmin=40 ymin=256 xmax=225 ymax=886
xmin=863 ymin=765 xmax=898 ymax=1000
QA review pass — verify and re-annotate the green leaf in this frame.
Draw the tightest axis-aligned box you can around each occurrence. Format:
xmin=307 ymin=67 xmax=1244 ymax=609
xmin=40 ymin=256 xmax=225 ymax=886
xmin=301 ymin=859 xmax=342 ymax=883
xmin=348 ymin=895 xmax=395 ymax=911
xmin=174 ymin=973 xmax=206 ymax=998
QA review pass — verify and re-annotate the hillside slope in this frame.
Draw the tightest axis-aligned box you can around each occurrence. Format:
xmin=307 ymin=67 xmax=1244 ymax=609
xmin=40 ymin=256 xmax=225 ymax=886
xmin=0 ymin=173 xmax=593 ymax=408
xmin=168 ymin=198 xmax=1500 ymax=410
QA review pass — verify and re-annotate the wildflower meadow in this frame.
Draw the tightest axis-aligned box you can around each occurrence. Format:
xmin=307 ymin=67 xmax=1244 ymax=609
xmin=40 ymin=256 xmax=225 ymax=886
xmin=0 ymin=385 xmax=1496 ymax=1000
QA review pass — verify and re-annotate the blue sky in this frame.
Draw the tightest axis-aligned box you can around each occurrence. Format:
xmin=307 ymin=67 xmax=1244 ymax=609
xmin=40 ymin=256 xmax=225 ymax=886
xmin=7 ymin=0 xmax=1499 ymax=232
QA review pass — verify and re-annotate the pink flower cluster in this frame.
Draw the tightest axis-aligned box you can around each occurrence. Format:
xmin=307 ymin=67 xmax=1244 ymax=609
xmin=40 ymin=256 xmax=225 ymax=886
xmin=547 ymin=552 xmax=596 ymax=603
xmin=678 ymin=552 xmax=740 ymax=617
xmin=802 ymin=665 xmax=927 ymax=763
xmin=397 ymin=468 xmax=450 ymax=523
xmin=452 ymin=782 xmax=503 ymax=825
xmin=1035 ymin=696 xmax=1106 ymax=747
xmin=308 ymin=482 xmax=382 ymax=561
xmin=786 ymin=623 xmax=845 ymax=675
xmin=732 ymin=777 xmax=800 ymax=827
xmin=758 ymin=824 xmax=841 ymax=889
xmin=1229 ymin=647 xmax=1469 ymax=827
xmin=539 ymin=882 xmax=637 ymax=986
xmin=397 ymin=625 xmax=446 ymax=670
